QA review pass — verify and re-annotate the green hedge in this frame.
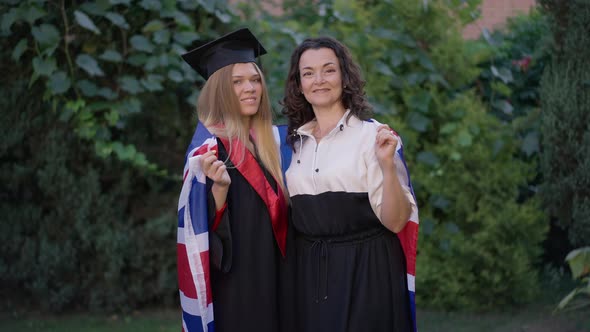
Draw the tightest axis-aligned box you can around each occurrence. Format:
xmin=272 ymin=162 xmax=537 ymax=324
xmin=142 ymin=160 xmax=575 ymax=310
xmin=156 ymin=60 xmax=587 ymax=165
xmin=539 ymin=0 xmax=590 ymax=249
xmin=0 ymin=76 xmax=180 ymax=311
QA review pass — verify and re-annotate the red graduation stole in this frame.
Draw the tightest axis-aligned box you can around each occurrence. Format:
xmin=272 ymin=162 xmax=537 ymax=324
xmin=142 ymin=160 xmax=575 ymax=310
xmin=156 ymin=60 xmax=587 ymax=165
xmin=219 ymin=137 xmax=288 ymax=257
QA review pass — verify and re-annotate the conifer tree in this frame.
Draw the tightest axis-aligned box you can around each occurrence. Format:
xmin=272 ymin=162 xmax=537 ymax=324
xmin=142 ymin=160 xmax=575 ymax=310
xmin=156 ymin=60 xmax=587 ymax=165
xmin=539 ymin=0 xmax=590 ymax=248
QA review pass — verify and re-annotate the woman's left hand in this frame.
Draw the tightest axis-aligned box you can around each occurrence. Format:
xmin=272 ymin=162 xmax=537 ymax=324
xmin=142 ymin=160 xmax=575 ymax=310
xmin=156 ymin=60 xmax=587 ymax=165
xmin=375 ymin=124 xmax=398 ymax=169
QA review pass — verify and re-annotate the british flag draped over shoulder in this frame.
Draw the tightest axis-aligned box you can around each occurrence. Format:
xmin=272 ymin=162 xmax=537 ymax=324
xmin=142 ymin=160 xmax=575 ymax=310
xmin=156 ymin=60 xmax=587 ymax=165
xmin=388 ymin=126 xmax=420 ymax=332
xmin=176 ymin=121 xmax=419 ymax=332
xmin=177 ymin=122 xmax=216 ymax=332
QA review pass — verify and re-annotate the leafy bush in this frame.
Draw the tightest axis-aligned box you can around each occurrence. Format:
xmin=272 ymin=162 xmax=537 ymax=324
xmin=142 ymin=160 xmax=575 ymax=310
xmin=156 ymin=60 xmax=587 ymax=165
xmin=0 ymin=76 xmax=180 ymax=311
xmin=406 ymin=92 xmax=545 ymax=309
xmin=473 ymin=10 xmax=550 ymax=159
xmin=469 ymin=9 xmax=582 ymax=268
xmin=0 ymin=0 xmax=237 ymax=172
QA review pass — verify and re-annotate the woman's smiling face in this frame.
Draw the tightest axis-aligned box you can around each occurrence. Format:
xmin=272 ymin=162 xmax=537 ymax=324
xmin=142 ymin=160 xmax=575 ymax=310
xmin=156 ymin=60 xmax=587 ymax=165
xmin=298 ymin=47 xmax=344 ymax=110
xmin=232 ymin=62 xmax=262 ymax=117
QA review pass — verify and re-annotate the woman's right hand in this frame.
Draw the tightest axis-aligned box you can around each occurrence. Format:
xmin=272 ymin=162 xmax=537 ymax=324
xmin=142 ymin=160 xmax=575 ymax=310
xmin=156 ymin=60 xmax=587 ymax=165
xmin=200 ymin=150 xmax=231 ymax=188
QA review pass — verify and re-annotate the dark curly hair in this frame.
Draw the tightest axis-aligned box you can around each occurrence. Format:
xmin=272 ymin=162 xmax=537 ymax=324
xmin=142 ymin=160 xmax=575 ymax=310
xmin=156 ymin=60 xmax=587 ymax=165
xmin=281 ymin=36 xmax=373 ymax=149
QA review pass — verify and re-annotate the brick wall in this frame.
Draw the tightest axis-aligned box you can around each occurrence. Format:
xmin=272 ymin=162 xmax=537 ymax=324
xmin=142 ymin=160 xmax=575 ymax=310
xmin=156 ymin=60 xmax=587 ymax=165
xmin=463 ymin=0 xmax=537 ymax=39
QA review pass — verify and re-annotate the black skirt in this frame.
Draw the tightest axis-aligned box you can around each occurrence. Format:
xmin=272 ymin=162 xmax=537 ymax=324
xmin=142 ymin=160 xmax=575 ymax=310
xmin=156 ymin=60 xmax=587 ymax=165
xmin=291 ymin=191 xmax=412 ymax=332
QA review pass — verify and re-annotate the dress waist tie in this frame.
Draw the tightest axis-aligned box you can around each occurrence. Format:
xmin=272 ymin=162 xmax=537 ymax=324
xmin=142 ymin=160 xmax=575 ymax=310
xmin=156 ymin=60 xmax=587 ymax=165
xmin=299 ymin=226 xmax=386 ymax=303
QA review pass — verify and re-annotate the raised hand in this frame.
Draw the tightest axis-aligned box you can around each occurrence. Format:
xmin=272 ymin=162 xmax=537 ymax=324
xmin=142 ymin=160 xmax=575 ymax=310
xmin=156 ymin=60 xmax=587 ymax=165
xmin=200 ymin=150 xmax=231 ymax=188
xmin=375 ymin=124 xmax=398 ymax=170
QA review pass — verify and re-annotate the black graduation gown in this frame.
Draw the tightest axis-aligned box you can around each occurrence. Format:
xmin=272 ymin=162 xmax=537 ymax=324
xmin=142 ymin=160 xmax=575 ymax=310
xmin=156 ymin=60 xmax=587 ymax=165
xmin=206 ymin=138 xmax=289 ymax=332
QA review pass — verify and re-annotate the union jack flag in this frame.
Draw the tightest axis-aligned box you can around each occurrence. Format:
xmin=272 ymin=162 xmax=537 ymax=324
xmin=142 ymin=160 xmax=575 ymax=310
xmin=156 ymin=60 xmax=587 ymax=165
xmin=394 ymin=135 xmax=420 ymax=332
xmin=177 ymin=122 xmax=217 ymax=332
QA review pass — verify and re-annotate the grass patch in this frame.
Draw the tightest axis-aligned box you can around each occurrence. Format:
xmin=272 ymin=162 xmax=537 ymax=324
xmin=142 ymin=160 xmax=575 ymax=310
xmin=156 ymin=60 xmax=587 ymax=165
xmin=0 ymin=310 xmax=179 ymax=332
xmin=1 ymin=306 xmax=587 ymax=332
xmin=418 ymin=271 xmax=590 ymax=332
xmin=419 ymin=305 xmax=590 ymax=332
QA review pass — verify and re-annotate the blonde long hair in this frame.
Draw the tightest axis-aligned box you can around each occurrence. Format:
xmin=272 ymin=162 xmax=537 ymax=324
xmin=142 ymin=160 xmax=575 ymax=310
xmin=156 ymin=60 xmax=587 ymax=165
xmin=197 ymin=63 xmax=287 ymax=198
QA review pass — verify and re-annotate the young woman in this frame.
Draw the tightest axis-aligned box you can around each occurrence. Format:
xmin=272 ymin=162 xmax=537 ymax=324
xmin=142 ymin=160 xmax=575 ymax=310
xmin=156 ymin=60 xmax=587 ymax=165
xmin=282 ymin=36 xmax=419 ymax=332
xmin=177 ymin=28 xmax=289 ymax=332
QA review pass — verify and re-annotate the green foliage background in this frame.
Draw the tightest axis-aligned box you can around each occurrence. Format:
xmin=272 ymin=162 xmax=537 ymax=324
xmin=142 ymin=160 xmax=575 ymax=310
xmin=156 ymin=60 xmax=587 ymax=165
xmin=0 ymin=0 xmax=235 ymax=311
xmin=0 ymin=0 xmax=570 ymax=312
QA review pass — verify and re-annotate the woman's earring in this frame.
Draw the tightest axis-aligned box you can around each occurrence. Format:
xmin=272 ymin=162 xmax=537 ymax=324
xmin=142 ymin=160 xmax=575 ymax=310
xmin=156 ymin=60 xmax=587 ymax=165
xmin=343 ymin=85 xmax=347 ymax=89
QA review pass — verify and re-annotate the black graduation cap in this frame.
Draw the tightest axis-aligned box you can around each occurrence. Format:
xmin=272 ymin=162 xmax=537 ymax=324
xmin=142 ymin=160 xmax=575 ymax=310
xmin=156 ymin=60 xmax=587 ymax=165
xmin=181 ymin=28 xmax=267 ymax=80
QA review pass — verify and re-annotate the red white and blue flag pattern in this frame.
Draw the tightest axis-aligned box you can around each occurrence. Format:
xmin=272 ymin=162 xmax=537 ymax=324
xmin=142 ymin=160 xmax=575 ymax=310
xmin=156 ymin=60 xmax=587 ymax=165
xmin=391 ymin=129 xmax=420 ymax=332
xmin=177 ymin=122 xmax=217 ymax=332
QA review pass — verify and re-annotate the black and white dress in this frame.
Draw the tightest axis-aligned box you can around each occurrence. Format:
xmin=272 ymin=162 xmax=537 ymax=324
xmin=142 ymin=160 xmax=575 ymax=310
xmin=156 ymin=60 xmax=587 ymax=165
xmin=286 ymin=110 xmax=416 ymax=332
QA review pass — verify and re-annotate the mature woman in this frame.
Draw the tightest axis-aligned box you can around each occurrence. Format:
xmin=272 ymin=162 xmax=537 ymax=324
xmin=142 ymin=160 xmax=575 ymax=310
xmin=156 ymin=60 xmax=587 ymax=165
xmin=282 ymin=36 xmax=419 ymax=331
xmin=177 ymin=28 xmax=289 ymax=332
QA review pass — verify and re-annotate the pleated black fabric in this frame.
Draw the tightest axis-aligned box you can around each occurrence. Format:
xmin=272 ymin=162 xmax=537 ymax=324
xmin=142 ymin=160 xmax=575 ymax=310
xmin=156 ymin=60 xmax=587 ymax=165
xmin=290 ymin=192 xmax=412 ymax=332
